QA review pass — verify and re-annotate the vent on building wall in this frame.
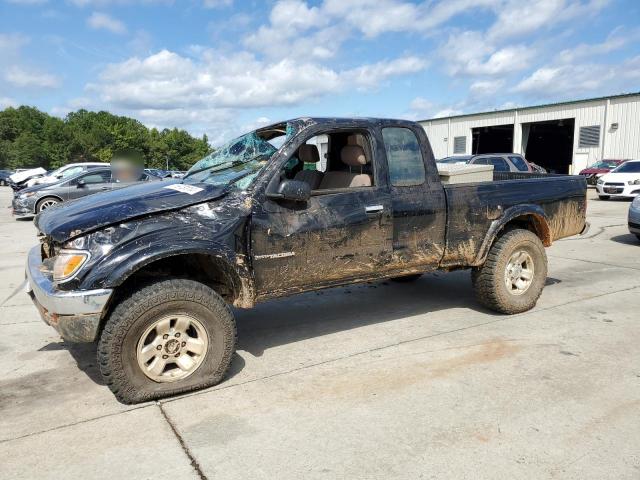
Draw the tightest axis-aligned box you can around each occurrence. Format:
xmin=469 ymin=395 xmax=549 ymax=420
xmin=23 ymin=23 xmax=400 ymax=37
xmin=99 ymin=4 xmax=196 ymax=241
xmin=578 ymin=125 xmax=600 ymax=148
xmin=453 ymin=136 xmax=466 ymax=154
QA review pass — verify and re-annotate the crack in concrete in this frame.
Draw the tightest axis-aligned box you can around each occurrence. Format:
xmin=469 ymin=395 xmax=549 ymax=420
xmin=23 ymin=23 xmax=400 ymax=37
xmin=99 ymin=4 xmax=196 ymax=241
xmin=157 ymin=402 xmax=208 ymax=480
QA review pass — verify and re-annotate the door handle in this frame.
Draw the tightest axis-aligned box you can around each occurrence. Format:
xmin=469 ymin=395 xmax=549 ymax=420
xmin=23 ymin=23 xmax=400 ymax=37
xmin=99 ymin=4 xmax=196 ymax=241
xmin=365 ymin=205 xmax=384 ymax=214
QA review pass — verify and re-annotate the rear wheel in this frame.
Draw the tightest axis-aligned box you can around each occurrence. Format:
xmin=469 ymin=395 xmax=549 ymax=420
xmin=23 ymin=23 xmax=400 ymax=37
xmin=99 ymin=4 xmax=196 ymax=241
xmin=36 ymin=197 xmax=60 ymax=213
xmin=598 ymin=195 xmax=610 ymax=200
xmin=98 ymin=279 xmax=236 ymax=404
xmin=471 ymin=229 xmax=547 ymax=314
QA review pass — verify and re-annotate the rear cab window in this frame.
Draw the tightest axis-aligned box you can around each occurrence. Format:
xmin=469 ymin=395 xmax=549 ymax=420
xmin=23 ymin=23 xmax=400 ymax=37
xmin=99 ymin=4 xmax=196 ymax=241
xmin=382 ymin=127 xmax=426 ymax=187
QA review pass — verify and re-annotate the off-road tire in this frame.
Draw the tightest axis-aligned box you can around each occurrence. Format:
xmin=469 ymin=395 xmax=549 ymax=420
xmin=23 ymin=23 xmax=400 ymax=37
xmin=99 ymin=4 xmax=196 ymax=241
xmin=471 ymin=229 xmax=547 ymax=314
xmin=390 ymin=274 xmax=423 ymax=282
xmin=98 ymin=279 xmax=236 ymax=404
xmin=598 ymin=195 xmax=610 ymax=200
xmin=36 ymin=196 xmax=60 ymax=213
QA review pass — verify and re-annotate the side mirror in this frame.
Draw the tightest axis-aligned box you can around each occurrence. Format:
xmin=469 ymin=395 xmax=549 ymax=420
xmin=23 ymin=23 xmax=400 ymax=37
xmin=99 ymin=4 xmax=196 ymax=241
xmin=76 ymin=179 xmax=86 ymax=187
xmin=268 ymin=179 xmax=311 ymax=202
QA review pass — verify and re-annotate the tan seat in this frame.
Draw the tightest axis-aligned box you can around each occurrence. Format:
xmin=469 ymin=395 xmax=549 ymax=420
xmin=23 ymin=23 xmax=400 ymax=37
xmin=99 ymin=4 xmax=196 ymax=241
xmin=319 ymin=141 xmax=372 ymax=189
xmin=294 ymin=144 xmax=324 ymax=190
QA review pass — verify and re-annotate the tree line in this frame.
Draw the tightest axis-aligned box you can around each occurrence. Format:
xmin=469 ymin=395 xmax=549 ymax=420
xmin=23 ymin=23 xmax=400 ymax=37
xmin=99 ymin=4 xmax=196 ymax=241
xmin=0 ymin=106 xmax=212 ymax=172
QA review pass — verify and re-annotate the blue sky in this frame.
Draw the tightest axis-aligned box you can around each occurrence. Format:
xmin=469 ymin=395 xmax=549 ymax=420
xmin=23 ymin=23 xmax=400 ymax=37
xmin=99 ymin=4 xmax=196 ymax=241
xmin=1 ymin=0 xmax=639 ymax=143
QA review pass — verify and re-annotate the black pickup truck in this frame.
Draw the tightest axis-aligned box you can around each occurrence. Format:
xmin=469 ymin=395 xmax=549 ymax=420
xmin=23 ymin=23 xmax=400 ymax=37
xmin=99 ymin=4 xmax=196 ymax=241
xmin=26 ymin=118 xmax=587 ymax=403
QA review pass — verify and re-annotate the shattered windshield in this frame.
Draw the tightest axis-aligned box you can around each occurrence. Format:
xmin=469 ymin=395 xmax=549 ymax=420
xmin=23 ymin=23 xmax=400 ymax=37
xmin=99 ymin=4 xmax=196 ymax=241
xmin=184 ymin=130 xmax=282 ymax=189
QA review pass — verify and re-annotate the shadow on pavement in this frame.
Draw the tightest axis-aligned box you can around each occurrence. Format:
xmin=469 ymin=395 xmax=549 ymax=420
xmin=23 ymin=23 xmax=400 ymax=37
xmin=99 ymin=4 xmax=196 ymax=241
xmin=610 ymin=233 xmax=640 ymax=245
xmin=39 ymin=341 xmax=105 ymax=385
xmin=32 ymin=270 xmax=496 ymax=387
xmin=235 ymin=270 xmax=491 ymax=358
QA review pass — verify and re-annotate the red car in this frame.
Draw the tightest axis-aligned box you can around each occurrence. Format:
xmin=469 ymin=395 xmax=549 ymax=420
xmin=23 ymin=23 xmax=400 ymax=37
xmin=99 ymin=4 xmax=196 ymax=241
xmin=579 ymin=159 xmax=627 ymax=185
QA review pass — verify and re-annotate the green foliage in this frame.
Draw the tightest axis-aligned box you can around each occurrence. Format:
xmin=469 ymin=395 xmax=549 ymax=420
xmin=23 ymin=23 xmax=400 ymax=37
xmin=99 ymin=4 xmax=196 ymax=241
xmin=0 ymin=106 xmax=212 ymax=171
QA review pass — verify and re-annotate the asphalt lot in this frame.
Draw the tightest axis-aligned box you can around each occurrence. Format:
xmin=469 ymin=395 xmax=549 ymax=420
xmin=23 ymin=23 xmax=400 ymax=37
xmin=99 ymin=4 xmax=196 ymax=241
xmin=0 ymin=185 xmax=639 ymax=479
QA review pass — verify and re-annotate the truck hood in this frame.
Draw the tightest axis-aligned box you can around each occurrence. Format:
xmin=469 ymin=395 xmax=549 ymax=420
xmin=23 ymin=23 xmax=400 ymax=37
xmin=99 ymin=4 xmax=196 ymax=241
xmin=35 ymin=180 xmax=228 ymax=242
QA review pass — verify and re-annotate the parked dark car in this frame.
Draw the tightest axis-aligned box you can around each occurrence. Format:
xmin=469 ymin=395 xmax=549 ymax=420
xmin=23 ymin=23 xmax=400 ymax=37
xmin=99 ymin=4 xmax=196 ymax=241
xmin=579 ymin=159 xmax=626 ymax=185
xmin=26 ymin=117 xmax=586 ymax=403
xmin=0 ymin=170 xmax=12 ymax=186
xmin=12 ymin=167 xmax=162 ymax=216
xmin=438 ymin=153 xmax=535 ymax=173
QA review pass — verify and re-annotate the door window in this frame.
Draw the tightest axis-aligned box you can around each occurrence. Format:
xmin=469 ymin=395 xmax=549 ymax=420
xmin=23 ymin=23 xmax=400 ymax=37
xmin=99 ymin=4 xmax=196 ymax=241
xmin=382 ymin=127 xmax=425 ymax=187
xmin=77 ymin=171 xmax=111 ymax=184
xmin=61 ymin=166 xmax=83 ymax=178
xmin=508 ymin=155 xmax=529 ymax=172
xmin=486 ymin=157 xmax=510 ymax=172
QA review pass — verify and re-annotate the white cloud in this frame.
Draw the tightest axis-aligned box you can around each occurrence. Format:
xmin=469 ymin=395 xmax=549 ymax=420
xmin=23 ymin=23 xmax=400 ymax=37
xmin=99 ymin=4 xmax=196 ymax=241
xmin=87 ymin=12 xmax=127 ymax=34
xmin=557 ymin=27 xmax=638 ymax=63
xmin=488 ymin=0 xmax=610 ymax=41
xmin=90 ymin=49 xmax=426 ymax=112
xmin=203 ymin=0 xmax=232 ymax=7
xmin=4 ymin=66 xmax=61 ymax=88
xmin=322 ymin=0 xmax=500 ymax=38
xmin=513 ymin=55 xmax=640 ymax=97
xmin=469 ymin=79 xmax=505 ymax=96
xmin=5 ymin=0 xmax=47 ymax=4
xmin=0 ymin=33 xmax=29 ymax=54
xmin=433 ymin=108 xmax=463 ymax=118
xmin=344 ymin=56 xmax=427 ymax=88
xmin=440 ymin=31 xmax=535 ymax=76
xmin=0 ymin=97 xmax=18 ymax=109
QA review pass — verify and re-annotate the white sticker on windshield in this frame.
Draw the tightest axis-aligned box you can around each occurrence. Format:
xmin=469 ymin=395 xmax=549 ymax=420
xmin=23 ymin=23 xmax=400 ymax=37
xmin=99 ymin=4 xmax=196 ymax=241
xmin=164 ymin=184 xmax=204 ymax=195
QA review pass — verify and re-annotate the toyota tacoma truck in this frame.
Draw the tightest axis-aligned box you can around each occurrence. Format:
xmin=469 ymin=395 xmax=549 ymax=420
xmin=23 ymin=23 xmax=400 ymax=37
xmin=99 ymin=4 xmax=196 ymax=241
xmin=26 ymin=118 xmax=587 ymax=403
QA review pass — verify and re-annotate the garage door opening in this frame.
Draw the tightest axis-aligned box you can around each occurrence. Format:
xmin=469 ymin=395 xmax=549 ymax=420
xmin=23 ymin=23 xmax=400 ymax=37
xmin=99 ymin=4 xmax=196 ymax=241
xmin=522 ymin=119 xmax=574 ymax=174
xmin=472 ymin=124 xmax=514 ymax=154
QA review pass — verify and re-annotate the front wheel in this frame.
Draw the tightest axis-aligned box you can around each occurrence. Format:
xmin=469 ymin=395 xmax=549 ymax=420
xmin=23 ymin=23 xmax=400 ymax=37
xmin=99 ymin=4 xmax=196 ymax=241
xmin=471 ymin=229 xmax=547 ymax=314
xmin=98 ymin=279 xmax=237 ymax=404
xmin=36 ymin=197 xmax=60 ymax=213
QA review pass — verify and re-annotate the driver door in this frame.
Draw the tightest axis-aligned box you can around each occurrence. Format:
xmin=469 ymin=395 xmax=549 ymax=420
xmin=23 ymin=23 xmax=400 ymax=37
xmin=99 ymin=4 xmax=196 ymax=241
xmin=68 ymin=170 xmax=113 ymax=200
xmin=250 ymin=128 xmax=393 ymax=296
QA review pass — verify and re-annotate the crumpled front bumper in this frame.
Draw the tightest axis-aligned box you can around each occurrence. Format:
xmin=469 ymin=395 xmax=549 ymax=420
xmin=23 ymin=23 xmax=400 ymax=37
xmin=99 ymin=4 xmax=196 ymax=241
xmin=25 ymin=245 xmax=113 ymax=342
xmin=12 ymin=196 xmax=34 ymax=216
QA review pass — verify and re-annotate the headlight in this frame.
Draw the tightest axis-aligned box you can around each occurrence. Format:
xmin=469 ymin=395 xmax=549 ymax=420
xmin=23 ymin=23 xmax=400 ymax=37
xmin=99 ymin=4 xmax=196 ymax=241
xmin=19 ymin=192 xmax=35 ymax=198
xmin=627 ymin=179 xmax=640 ymax=185
xmin=53 ymin=249 xmax=90 ymax=282
xmin=597 ymin=178 xmax=604 ymax=185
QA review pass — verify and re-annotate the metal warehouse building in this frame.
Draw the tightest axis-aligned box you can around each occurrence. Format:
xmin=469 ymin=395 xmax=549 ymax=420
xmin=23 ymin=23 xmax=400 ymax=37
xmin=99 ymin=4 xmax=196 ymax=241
xmin=419 ymin=92 xmax=640 ymax=174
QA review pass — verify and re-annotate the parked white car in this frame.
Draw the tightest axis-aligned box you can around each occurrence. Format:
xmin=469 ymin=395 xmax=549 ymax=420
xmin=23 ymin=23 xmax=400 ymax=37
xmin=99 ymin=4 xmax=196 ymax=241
xmin=596 ymin=160 xmax=640 ymax=199
xmin=26 ymin=162 xmax=108 ymax=187
xmin=9 ymin=167 xmax=47 ymax=185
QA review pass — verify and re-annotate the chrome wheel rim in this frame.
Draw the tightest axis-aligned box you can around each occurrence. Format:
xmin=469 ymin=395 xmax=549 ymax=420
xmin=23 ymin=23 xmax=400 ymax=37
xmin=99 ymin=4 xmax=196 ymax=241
xmin=136 ymin=314 xmax=209 ymax=383
xmin=504 ymin=250 xmax=534 ymax=295
xmin=39 ymin=199 xmax=58 ymax=211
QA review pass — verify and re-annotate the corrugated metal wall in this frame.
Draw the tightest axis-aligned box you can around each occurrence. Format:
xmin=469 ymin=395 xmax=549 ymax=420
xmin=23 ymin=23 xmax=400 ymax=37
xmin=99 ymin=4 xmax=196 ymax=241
xmin=420 ymin=94 xmax=640 ymax=171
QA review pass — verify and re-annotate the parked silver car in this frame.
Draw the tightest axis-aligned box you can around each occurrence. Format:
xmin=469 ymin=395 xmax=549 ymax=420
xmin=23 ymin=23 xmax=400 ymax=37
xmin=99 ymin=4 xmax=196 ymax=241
xmin=629 ymin=196 xmax=640 ymax=241
xmin=12 ymin=167 xmax=161 ymax=216
xmin=438 ymin=153 xmax=536 ymax=173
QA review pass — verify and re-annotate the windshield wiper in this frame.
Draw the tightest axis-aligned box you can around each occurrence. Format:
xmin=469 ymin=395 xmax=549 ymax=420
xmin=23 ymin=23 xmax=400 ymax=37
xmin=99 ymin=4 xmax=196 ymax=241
xmin=184 ymin=159 xmax=247 ymax=179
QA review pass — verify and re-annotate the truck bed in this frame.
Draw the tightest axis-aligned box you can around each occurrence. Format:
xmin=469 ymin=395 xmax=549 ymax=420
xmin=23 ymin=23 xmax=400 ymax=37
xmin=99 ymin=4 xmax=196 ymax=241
xmin=440 ymin=173 xmax=587 ymax=267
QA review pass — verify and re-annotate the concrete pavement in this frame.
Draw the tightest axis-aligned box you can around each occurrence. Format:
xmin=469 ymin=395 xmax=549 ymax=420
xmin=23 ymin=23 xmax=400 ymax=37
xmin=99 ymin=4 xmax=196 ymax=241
xmin=1 ymin=186 xmax=639 ymax=479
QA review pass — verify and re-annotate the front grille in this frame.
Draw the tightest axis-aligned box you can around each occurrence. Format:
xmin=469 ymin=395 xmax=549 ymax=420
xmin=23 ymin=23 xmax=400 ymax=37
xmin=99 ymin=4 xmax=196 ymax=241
xmin=604 ymin=182 xmax=624 ymax=186
xmin=39 ymin=236 xmax=57 ymax=260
